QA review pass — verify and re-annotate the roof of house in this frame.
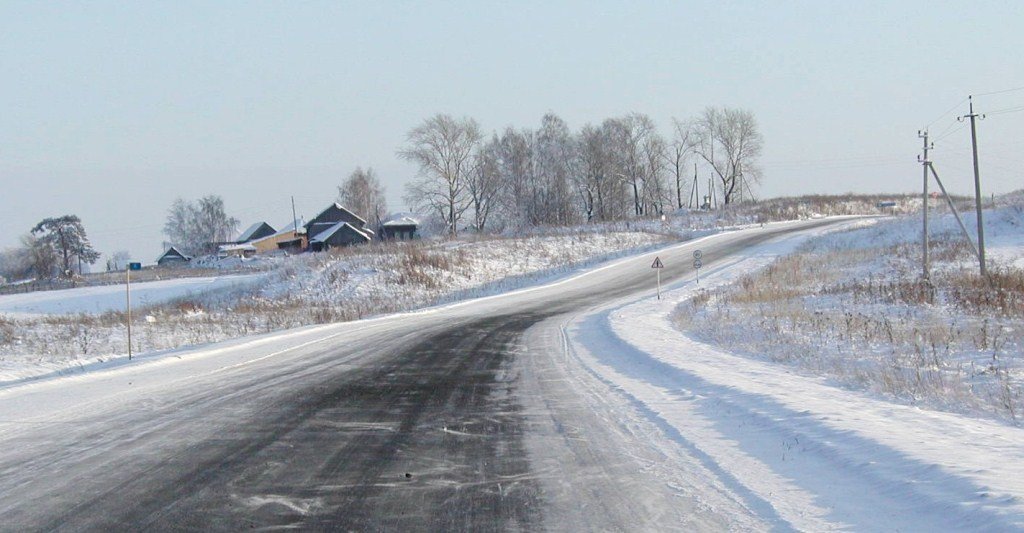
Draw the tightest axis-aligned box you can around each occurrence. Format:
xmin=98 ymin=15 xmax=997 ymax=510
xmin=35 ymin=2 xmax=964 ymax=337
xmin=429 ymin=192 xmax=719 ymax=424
xmin=383 ymin=216 xmax=419 ymax=227
xmin=310 ymin=221 xmax=372 ymax=243
xmin=236 ymin=222 xmax=275 ymax=242
xmin=309 ymin=202 xmax=367 ymax=227
xmin=251 ymin=219 xmax=307 ymax=244
xmin=157 ymin=246 xmax=191 ymax=261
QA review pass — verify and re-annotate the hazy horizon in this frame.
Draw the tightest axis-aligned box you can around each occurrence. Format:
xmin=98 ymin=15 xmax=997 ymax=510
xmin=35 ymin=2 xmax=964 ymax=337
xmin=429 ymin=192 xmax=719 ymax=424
xmin=3 ymin=1 xmax=1022 ymax=263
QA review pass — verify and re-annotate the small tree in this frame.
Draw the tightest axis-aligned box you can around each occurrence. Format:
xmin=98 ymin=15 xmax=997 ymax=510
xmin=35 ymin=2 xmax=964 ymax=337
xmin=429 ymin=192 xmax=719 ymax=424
xmin=30 ymin=215 xmax=100 ymax=279
xmin=337 ymin=167 xmax=387 ymax=228
xmin=400 ymin=114 xmax=482 ymax=236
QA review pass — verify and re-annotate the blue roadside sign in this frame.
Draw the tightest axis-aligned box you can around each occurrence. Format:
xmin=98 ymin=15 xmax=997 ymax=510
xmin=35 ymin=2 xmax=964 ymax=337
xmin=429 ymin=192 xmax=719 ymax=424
xmin=129 ymin=262 xmax=142 ymax=271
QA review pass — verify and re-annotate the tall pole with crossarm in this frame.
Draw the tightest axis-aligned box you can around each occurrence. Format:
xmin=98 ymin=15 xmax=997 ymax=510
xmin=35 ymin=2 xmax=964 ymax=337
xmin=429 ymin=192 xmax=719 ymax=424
xmin=960 ymin=96 xmax=987 ymax=277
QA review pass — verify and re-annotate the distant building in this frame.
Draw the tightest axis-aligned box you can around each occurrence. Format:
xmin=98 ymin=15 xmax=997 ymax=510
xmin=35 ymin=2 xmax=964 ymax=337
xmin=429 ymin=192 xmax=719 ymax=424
xmin=251 ymin=219 xmax=307 ymax=253
xmin=156 ymin=246 xmax=191 ymax=267
xmin=309 ymin=222 xmax=372 ymax=251
xmin=305 ymin=203 xmax=375 ymax=250
xmin=236 ymin=222 xmax=276 ymax=244
xmin=380 ymin=216 xmax=419 ymax=240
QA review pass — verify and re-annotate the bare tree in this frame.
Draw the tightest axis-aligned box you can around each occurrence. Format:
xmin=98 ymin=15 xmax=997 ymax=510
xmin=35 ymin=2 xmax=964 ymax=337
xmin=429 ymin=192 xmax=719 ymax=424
xmin=400 ymin=114 xmax=482 ymax=236
xmin=337 ymin=167 xmax=387 ymax=228
xmin=488 ymin=127 xmax=535 ymax=229
xmin=31 ymin=215 xmax=100 ymax=279
xmin=534 ymin=113 xmax=578 ymax=226
xmin=607 ymin=113 xmax=662 ymax=217
xmin=467 ymin=140 xmax=506 ymax=232
xmin=694 ymin=107 xmax=763 ymax=205
xmin=666 ymin=119 xmax=698 ymax=209
xmin=163 ymin=195 xmax=240 ymax=255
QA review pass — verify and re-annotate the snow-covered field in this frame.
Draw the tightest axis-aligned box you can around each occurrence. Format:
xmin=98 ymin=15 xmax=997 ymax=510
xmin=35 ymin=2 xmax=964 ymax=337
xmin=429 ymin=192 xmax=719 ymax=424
xmin=0 ymin=274 xmax=265 ymax=317
xmin=0 ymin=231 xmax=671 ymax=383
xmin=677 ymin=199 xmax=1024 ymax=424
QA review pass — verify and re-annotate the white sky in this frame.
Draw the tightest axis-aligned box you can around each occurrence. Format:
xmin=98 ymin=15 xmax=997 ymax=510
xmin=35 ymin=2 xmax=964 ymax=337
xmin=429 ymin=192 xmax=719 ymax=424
xmin=2 ymin=1 xmax=1022 ymax=262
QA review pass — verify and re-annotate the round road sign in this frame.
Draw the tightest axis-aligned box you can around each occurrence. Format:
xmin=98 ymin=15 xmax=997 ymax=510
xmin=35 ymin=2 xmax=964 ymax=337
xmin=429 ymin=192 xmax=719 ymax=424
xmin=693 ymin=250 xmax=703 ymax=260
xmin=693 ymin=258 xmax=703 ymax=269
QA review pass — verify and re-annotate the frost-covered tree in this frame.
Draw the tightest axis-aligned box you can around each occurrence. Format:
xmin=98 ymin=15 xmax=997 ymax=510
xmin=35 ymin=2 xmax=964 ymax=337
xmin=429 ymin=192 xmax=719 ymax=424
xmin=666 ymin=119 xmax=698 ymax=210
xmin=337 ymin=167 xmax=387 ymax=228
xmin=163 ymin=195 xmax=239 ymax=255
xmin=30 ymin=215 xmax=100 ymax=279
xmin=400 ymin=114 xmax=482 ymax=236
xmin=695 ymin=107 xmax=763 ymax=205
xmin=0 ymin=243 xmax=34 ymax=282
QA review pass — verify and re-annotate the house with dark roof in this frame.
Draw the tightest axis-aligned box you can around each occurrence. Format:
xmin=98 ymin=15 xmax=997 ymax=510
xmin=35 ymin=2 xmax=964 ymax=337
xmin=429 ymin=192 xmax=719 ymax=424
xmin=236 ymin=222 xmax=276 ymax=244
xmin=304 ymin=203 xmax=374 ymax=251
xmin=156 ymin=246 xmax=192 ymax=267
xmin=309 ymin=222 xmax=372 ymax=252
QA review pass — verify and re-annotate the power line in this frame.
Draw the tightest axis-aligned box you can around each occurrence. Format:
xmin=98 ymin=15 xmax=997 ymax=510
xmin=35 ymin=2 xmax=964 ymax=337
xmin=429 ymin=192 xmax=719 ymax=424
xmin=973 ymin=85 xmax=1024 ymax=97
xmin=925 ymin=96 xmax=969 ymax=129
xmin=986 ymin=104 xmax=1024 ymax=116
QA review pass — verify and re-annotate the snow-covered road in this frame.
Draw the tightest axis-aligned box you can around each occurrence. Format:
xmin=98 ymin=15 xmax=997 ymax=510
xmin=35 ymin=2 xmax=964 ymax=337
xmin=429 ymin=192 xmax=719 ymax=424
xmin=1 ymin=218 xmax=1021 ymax=530
xmin=556 ymin=234 xmax=1024 ymax=530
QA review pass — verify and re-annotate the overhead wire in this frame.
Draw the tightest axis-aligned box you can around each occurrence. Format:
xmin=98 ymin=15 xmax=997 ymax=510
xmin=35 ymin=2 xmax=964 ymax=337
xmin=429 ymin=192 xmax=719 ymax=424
xmin=973 ymin=85 xmax=1024 ymax=97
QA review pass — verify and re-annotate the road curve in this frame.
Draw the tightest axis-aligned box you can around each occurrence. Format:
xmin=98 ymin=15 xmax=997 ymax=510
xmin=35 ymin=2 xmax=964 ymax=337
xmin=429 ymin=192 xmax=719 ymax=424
xmin=0 ymin=220 xmax=843 ymax=531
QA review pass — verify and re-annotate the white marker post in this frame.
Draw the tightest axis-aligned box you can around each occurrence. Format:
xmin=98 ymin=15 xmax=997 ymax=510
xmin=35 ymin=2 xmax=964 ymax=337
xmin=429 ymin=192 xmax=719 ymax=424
xmin=651 ymin=256 xmax=665 ymax=299
xmin=692 ymin=249 xmax=703 ymax=286
xmin=126 ymin=262 xmax=142 ymax=360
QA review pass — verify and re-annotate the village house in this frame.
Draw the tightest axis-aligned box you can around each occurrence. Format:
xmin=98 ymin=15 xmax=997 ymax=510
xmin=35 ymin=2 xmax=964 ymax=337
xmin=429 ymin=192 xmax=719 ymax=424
xmin=156 ymin=246 xmax=191 ymax=267
xmin=235 ymin=222 xmax=276 ymax=243
xmin=380 ymin=216 xmax=419 ymax=240
xmin=305 ymin=203 xmax=374 ymax=252
xmin=250 ymin=220 xmax=307 ymax=253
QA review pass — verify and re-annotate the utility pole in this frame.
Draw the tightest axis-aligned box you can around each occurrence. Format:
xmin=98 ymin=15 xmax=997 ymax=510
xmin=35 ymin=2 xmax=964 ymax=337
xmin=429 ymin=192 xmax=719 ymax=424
xmin=690 ymin=163 xmax=699 ymax=209
xmin=291 ymin=195 xmax=299 ymax=236
xmin=918 ymin=129 xmax=931 ymax=280
xmin=959 ymin=95 xmax=987 ymax=277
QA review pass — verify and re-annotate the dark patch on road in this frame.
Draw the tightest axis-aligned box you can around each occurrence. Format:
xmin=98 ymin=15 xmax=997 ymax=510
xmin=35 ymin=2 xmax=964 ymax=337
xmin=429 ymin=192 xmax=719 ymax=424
xmin=36 ymin=314 xmax=548 ymax=532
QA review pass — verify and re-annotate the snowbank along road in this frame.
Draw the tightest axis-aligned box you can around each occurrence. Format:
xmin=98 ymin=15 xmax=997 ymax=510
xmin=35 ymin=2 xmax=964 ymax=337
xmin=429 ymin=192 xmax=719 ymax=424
xmin=6 ymin=218 xmax=1017 ymax=531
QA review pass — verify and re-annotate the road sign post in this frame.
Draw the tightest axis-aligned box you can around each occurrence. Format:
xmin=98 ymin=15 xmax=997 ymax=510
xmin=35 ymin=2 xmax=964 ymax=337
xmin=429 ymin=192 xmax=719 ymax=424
xmin=651 ymin=256 xmax=665 ymax=299
xmin=692 ymin=250 xmax=703 ymax=286
xmin=126 ymin=262 xmax=141 ymax=360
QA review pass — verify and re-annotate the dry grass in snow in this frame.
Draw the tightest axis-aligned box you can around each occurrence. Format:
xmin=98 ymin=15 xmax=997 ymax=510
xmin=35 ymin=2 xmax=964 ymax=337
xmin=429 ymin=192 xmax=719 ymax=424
xmin=675 ymin=203 xmax=1024 ymax=424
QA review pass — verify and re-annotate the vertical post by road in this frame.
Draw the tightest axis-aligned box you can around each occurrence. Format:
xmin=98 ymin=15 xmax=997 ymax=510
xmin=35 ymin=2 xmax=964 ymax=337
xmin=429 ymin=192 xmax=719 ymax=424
xmin=126 ymin=266 xmax=132 ymax=361
xmin=657 ymin=267 xmax=661 ymax=300
xmin=919 ymin=130 xmax=931 ymax=280
xmin=960 ymin=96 xmax=987 ymax=277
xmin=291 ymin=195 xmax=299 ymax=237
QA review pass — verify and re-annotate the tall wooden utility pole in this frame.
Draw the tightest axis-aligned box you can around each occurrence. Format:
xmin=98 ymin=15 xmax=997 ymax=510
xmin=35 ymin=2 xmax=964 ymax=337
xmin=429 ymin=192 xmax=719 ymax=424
xmin=959 ymin=96 xmax=987 ymax=277
xmin=918 ymin=130 xmax=931 ymax=280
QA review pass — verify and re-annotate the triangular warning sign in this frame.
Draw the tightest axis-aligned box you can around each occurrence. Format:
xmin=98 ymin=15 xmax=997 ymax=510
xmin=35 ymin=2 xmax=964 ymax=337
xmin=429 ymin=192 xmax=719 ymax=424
xmin=651 ymin=256 xmax=664 ymax=269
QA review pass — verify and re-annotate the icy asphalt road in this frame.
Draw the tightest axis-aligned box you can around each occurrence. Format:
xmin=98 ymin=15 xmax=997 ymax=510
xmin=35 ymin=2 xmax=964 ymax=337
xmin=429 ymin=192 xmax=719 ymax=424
xmin=0 ymin=220 xmax=841 ymax=531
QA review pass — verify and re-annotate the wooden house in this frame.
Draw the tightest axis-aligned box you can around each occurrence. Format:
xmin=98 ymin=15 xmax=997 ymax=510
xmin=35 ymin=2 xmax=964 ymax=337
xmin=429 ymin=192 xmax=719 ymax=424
xmin=305 ymin=203 xmax=372 ymax=240
xmin=156 ymin=246 xmax=191 ymax=267
xmin=236 ymin=222 xmax=276 ymax=243
xmin=380 ymin=216 xmax=419 ymax=240
xmin=251 ymin=220 xmax=308 ymax=253
xmin=309 ymin=222 xmax=372 ymax=251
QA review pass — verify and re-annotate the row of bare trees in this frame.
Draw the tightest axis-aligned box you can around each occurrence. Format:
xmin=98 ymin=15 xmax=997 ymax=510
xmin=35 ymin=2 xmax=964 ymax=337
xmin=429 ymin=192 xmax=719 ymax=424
xmin=400 ymin=108 xmax=763 ymax=235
